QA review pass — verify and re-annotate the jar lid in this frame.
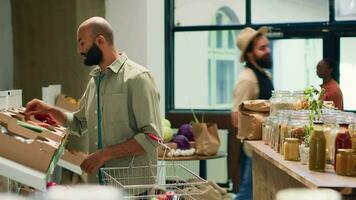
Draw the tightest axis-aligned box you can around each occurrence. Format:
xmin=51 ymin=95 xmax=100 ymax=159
xmin=337 ymin=149 xmax=354 ymax=155
xmin=285 ymin=138 xmax=299 ymax=143
xmin=313 ymin=125 xmax=324 ymax=133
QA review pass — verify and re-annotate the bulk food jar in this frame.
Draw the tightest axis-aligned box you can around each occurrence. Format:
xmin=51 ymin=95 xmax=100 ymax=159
xmin=272 ymin=111 xmax=289 ymax=153
xmin=292 ymin=90 xmax=308 ymax=110
xmin=309 ymin=126 xmax=326 ymax=172
xmin=334 ymin=125 xmax=352 ymax=169
xmin=335 ymin=149 xmax=356 ymax=176
xmin=283 ymin=138 xmax=300 ymax=161
xmin=262 ymin=117 xmax=273 ymax=145
xmin=287 ymin=111 xmax=309 ymax=142
xmin=323 ymin=115 xmax=339 ymax=164
xmin=348 ymin=121 xmax=356 ymax=152
xmin=270 ymin=90 xmax=293 ymax=116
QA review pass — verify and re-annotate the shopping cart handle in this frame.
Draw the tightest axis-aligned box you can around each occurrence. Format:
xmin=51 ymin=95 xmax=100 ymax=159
xmin=145 ymin=132 xmax=163 ymax=143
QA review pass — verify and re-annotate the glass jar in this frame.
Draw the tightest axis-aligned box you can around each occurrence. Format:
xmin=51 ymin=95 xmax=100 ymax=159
xmin=334 ymin=130 xmax=352 ymax=170
xmin=292 ymin=90 xmax=308 ymax=110
xmin=270 ymin=90 xmax=293 ymax=116
xmin=284 ymin=138 xmax=300 ymax=161
xmin=272 ymin=111 xmax=289 ymax=153
xmin=279 ymin=116 xmax=289 ymax=155
xmin=287 ymin=111 xmax=309 ymax=142
xmin=335 ymin=149 xmax=356 ymax=176
xmin=262 ymin=117 xmax=273 ymax=145
xmin=309 ymin=126 xmax=326 ymax=172
xmin=323 ymin=115 xmax=339 ymax=164
xmin=348 ymin=122 xmax=356 ymax=153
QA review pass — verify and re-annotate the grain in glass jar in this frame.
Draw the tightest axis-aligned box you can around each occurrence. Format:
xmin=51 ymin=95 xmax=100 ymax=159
xmin=270 ymin=90 xmax=293 ymax=116
xmin=283 ymin=138 xmax=300 ymax=161
xmin=335 ymin=149 xmax=356 ymax=176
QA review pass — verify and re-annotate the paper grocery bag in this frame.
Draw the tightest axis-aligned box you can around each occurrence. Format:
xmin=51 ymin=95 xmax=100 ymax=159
xmin=192 ymin=123 xmax=220 ymax=156
xmin=237 ymin=100 xmax=270 ymax=140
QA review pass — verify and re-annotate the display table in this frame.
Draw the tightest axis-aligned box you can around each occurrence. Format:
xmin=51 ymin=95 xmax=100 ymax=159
xmin=245 ymin=140 xmax=356 ymax=200
xmin=158 ymin=151 xmax=226 ymax=180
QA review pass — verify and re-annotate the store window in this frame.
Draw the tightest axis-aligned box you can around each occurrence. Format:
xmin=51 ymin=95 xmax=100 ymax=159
xmin=174 ymin=0 xmax=246 ymax=26
xmin=271 ymin=39 xmax=323 ymax=91
xmin=167 ymin=0 xmax=356 ymax=112
xmin=340 ymin=37 xmax=356 ymax=110
xmin=251 ymin=0 xmax=329 ymax=24
xmin=207 ymin=9 xmax=239 ymax=108
xmin=335 ymin=0 xmax=356 ymax=21
xmin=174 ymin=7 xmax=241 ymax=109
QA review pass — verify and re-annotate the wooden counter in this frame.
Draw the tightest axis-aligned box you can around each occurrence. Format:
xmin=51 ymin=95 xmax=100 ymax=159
xmin=245 ymin=140 xmax=356 ymax=200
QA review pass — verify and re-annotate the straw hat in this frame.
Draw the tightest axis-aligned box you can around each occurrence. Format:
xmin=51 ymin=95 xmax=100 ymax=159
xmin=236 ymin=26 xmax=269 ymax=62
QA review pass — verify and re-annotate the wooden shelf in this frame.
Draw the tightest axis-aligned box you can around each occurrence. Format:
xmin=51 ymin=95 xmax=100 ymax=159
xmin=245 ymin=141 xmax=356 ymax=190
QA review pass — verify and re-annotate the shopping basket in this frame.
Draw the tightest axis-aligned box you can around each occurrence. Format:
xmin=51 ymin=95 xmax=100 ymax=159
xmin=100 ymin=133 xmax=208 ymax=199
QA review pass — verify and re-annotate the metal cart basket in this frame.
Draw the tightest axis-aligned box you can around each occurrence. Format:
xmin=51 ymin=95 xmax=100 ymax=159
xmin=101 ymin=163 xmax=207 ymax=199
xmin=101 ymin=133 xmax=208 ymax=199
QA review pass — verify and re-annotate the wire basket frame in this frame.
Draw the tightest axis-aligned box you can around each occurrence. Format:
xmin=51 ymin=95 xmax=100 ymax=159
xmin=101 ymin=163 xmax=208 ymax=199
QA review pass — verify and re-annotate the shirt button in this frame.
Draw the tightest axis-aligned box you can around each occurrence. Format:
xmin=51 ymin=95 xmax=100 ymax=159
xmin=95 ymin=94 xmax=98 ymax=97
xmin=94 ymin=110 xmax=97 ymax=114
xmin=94 ymin=126 xmax=97 ymax=129
xmin=94 ymin=142 xmax=98 ymax=145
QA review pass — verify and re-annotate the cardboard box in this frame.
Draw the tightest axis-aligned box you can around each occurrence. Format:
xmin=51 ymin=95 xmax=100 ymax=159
xmin=0 ymin=90 xmax=22 ymax=110
xmin=0 ymin=111 xmax=68 ymax=173
xmin=55 ymin=94 xmax=87 ymax=175
xmin=58 ymin=150 xmax=87 ymax=175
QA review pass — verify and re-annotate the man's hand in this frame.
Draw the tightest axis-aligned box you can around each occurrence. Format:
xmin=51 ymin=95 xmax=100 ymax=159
xmin=25 ymin=98 xmax=68 ymax=126
xmin=25 ymin=99 xmax=52 ymax=117
xmin=80 ymin=150 xmax=107 ymax=174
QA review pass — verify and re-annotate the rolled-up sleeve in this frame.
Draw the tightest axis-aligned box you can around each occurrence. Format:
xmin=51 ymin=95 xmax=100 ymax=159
xmin=65 ymin=84 xmax=89 ymax=136
xmin=130 ymin=72 xmax=162 ymax=153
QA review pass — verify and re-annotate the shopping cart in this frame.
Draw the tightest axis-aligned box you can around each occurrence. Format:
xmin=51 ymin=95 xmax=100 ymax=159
xmin=101 ymin=133 xmax=208 ymax=199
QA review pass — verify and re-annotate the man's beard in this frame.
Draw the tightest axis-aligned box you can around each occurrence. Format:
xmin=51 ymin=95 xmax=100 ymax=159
xmin=256 ymin=53 xmax=273 ymax=69
xmin=82 ymin=43 xmax=103 ymax=66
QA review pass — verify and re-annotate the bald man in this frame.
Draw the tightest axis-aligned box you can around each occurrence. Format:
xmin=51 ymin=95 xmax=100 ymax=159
xmin=25 ymin=17 xmax=162 ymax=185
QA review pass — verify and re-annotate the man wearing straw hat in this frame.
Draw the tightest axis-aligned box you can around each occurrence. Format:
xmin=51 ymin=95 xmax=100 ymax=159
xmin=231 ymin=27 xmax=274 ymax=200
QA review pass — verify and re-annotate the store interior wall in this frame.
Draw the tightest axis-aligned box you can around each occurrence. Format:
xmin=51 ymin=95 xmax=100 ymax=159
xmin=105 ymin=0 xmax=165 ymax=115
xmin=11 ymin=0 xmax=105 ymax=103
xmin=0 ymin=0 xmax=13 ymax=91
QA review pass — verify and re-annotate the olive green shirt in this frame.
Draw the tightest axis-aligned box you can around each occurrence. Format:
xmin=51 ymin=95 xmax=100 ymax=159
xmin=66 ymin=53 xmax=162 ymax=183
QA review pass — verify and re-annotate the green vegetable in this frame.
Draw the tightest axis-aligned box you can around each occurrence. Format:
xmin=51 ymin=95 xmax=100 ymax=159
xmin=17 ymin=121 xmax=44 ymax=133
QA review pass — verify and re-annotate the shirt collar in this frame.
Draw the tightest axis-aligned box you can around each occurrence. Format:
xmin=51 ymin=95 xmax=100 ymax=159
xmin=89 ymin=52 xmax=128 ymax=77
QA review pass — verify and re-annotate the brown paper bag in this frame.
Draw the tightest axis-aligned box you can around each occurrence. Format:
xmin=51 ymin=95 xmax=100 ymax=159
xmin=237 ymin=100 xmax=270 ymax=140
xmin=192 ymin=123 xmax=220 ymax=156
